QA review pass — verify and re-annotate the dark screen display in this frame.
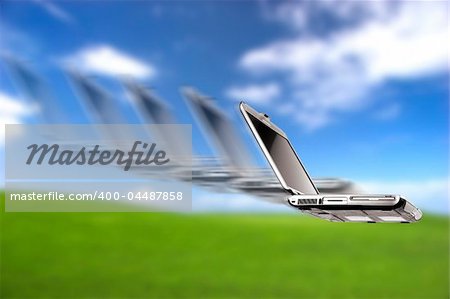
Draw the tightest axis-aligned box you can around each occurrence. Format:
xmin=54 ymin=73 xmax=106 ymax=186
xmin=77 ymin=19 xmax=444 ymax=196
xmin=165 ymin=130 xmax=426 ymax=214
xmin=248 ymin=113 xmax=318 ymax=195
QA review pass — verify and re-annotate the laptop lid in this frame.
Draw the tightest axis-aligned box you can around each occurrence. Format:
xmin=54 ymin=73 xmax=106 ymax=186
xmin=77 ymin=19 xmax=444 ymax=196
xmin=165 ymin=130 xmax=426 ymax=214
xmin=182 ymin=87 xmax=251 ymax=169
xmin=240 ymin=102 xmax=319 ymax=195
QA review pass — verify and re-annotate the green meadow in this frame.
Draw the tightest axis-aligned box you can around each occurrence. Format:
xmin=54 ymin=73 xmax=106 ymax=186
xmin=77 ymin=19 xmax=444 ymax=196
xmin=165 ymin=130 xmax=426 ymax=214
xmin=1 ymin=191 xmax=448 ymax=298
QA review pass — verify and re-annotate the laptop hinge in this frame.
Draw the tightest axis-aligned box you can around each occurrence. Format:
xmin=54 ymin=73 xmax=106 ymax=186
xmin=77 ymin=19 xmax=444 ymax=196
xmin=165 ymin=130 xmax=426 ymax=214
xmin=288 ymin=188 xmax=301 ymax=196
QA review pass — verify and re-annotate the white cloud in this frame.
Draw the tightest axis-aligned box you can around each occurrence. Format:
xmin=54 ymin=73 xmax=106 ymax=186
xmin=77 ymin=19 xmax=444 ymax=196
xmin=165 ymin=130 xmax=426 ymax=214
xmin=225 ymin=82 xmax=280 ymax=105
xmin=236 ymin=1 xmax=448 ymax=130
xmin=360 ymin=178 xmax=449 ymax=214
xmin=63 ymin=45 xmax=156 ymax=79
xmin=267 ymin=1 xmax=308 ymax=31
xmin=265 ymin=1 xmax=393 ymax=32
xmin=32 ymin=0 xmax=75 ymax=24
xmin=0 ymin=92 xmax=36 ymax=145
xmin=294 ymin=110 xmax=333 ymax=132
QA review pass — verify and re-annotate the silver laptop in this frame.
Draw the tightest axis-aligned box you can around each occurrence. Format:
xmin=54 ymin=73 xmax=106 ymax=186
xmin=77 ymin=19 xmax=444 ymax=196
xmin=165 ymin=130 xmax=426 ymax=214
xmin=240 ymin=102 xmax=422 ymax=223
xmin=182 ymin=87 xmax=354 ymax=198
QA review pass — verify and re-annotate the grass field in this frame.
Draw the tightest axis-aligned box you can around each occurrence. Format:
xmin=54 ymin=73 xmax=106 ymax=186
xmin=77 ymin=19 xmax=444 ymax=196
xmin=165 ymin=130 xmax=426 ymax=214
xmin=1 ymin=191 xmax=449 ymax=298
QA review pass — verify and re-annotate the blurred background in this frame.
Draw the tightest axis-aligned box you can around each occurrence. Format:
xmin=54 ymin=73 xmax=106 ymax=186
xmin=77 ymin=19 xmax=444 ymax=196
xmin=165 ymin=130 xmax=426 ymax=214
xmin=0 ymin=1 xmax=448 ymax=298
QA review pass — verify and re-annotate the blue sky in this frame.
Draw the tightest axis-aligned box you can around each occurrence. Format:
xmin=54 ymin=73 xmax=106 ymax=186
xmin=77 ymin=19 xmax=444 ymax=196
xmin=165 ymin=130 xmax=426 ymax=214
xmin=0 ymin=1 xmax=448 ymax=213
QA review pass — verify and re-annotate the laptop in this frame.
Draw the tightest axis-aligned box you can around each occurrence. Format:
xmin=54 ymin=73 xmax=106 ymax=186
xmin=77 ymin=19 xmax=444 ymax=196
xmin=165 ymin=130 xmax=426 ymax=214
xmin=240 ymin=102 xmax=422 ymax=223
xmin=182 ymin=87 xmax=354 ymax=198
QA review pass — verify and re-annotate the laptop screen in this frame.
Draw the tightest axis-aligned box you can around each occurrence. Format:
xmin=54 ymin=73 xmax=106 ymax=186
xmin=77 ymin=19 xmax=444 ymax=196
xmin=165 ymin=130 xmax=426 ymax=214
xmin=247 ymin=113 xmax=318 ymax=195
xmin=195 ymin=100 xmax=250 ymax=168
